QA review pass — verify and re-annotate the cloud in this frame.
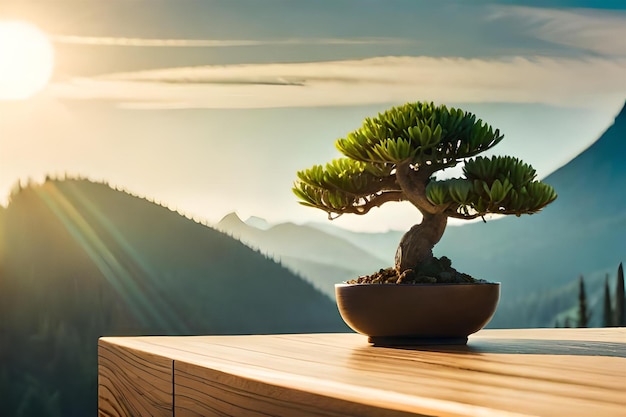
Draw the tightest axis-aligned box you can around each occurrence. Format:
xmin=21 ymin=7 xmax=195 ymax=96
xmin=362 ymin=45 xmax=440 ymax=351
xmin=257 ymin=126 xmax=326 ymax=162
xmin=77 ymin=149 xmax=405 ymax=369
xmin=51 ymin=35 xmax=409 ymax=47
xmin=489 ymin=6 xmax=626 ymax=57
xmin=50 ymin=55 xmax=626 ymax=110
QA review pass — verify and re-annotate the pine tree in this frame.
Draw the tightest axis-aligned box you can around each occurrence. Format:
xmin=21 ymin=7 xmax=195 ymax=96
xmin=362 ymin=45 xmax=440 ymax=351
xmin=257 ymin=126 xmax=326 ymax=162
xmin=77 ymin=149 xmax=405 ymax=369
xmin=615 ymin=262 xmax=625 ymax=327
xmin=577 ymin=275 xmax=590 ymax=328
xmin=563 ymin=317 xmax=571 ymax=328
xmin=603 ymin=274 xmax=613 ymax=327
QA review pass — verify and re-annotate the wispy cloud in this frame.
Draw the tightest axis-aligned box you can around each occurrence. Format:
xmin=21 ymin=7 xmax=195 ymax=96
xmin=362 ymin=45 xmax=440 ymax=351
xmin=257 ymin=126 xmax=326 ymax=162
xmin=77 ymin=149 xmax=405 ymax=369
xmin=51 ymin=55 xmax=626 ymax=110
xmin=489 ymin=6 xmax=626 ymax=57
xmin=48 ymin=6 xmax=626 ymax=113
xmin=51 ymin=35 xmax=409 ymax=47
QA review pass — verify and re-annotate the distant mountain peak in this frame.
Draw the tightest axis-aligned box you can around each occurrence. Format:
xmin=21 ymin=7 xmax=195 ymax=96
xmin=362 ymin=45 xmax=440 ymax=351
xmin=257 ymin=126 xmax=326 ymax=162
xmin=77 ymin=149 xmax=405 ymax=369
xmin=545 ymin=100 xmax=626 ymax=185
xmin=616 ymin=100 xmax=626 ymax=121
xmin=218 ymin=212 xmax=244 ymax=225
xmin=245 ymin=216 xmax=272 ymax=230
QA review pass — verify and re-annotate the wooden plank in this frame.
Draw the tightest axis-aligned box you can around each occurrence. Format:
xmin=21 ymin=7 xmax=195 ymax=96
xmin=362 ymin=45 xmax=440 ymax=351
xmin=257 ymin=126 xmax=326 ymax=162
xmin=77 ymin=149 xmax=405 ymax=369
xmin=174 ymin=361 xmax=429 ymax=417
xmin=99 ymin=329 xmax=626 ymax=417
xmin=98 ymin=338 xmax=173 ymax=417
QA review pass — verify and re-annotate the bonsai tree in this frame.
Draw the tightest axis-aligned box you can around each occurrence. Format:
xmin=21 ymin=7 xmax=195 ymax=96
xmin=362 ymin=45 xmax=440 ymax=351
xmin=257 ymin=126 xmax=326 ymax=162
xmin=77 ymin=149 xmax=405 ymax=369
xmin=293 ymin=102 xmax=557 ymax=283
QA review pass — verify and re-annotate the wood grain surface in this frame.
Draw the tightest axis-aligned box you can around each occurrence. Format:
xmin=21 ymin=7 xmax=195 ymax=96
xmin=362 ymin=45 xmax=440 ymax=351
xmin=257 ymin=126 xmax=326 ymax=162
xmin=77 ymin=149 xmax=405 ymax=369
xmin=98 ymin=339 xmax=173 ymax=417
xmin=98 ymin=329 xmax=626 ymax=417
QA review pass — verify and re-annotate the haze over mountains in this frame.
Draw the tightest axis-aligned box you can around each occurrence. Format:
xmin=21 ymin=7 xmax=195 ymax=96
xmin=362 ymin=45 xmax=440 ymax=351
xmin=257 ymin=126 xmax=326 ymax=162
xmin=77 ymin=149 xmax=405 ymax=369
xmin=217 ymin=212 xmax=387 ymax=298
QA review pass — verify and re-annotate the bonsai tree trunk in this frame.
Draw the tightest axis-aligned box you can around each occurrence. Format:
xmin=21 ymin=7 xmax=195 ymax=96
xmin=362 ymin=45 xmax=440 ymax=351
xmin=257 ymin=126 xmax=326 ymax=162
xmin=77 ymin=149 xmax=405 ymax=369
xmin=395 ymin=212 xmax=447 ymax=273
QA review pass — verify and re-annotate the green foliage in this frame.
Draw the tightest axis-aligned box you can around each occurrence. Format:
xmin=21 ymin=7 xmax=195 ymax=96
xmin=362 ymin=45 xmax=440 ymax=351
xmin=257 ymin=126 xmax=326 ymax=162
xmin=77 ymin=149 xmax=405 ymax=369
xmin=544 ymin=263 xmax=624 ymax=330
xmin=293 ymin=158 xmax=394 ymax=214
xmin=294 ymin=101 xmax=556 ymax=221
xmin=603 ymin=274 xmax=613 ymax=327
xmin=425 ymin=156 xmax=557 ymax=217
xmin=615 ymin=262 xmax=625 ymax=326
xmin=577 ymin=275 xmax=590 ymax=328
xmin=294 ymin=101 xmax=557 ymax=273
xmin=335 ymin=102 xmax=503 ymax=166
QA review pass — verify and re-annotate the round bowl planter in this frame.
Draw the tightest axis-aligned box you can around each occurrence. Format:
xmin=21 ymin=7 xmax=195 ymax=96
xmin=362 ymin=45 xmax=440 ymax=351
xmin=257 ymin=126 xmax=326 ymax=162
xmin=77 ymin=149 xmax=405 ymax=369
xmin=335 ymin=282 xmax=500 ymax=346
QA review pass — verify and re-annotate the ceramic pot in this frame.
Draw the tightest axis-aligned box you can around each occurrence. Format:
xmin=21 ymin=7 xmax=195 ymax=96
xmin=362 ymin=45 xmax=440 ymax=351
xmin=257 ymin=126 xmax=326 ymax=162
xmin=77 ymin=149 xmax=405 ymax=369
xmin=335 ymin=282 xmax=500 ymax=346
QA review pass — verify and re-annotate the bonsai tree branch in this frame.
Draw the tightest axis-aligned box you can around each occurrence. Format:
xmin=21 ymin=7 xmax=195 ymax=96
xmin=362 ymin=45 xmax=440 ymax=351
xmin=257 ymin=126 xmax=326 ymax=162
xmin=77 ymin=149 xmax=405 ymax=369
xmin=329 ymin=191 xmax=406 ymax=217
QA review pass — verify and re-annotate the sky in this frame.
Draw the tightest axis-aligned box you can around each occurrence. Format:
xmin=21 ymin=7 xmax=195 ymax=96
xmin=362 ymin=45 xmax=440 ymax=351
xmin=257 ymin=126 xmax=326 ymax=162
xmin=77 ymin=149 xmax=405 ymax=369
xmin=1 ymin=0 xmax=625 ymax=232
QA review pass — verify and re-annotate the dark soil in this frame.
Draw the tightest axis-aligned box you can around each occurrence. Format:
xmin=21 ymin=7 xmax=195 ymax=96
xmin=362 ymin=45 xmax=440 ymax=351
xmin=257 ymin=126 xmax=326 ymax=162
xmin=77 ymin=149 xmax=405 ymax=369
xmin=347 ymin=256 xmax=483 ymax=284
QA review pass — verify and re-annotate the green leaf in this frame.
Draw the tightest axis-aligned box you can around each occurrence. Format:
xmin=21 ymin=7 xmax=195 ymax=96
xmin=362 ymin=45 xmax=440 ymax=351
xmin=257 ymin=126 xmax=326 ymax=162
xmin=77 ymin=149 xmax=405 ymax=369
xmin=426 ymin=181 xmax=450 ymax=205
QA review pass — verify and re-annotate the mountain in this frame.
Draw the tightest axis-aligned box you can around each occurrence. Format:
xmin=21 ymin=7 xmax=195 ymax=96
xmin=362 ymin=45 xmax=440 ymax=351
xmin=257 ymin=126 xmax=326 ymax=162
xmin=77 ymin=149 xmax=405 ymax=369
xmin=306 ymin=221 xmax=403 ymax=264
xmin=217 ymin=212 xmax=388 ymax=298
xmin=544 ymin=102 xmax=626 ymax=213
xmin=245 ymin=215 xmax=272 ymax=230
xmin=0 ymin=179 xmax=346 ymax=417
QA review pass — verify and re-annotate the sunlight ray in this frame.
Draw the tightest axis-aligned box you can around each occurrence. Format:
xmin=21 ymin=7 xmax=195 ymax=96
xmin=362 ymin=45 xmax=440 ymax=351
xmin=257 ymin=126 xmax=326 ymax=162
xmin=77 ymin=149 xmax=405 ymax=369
xmin=62 ymin=181 xmax=191 ymax=334
xmin=34 ymin=183 xmax=186 ymax=333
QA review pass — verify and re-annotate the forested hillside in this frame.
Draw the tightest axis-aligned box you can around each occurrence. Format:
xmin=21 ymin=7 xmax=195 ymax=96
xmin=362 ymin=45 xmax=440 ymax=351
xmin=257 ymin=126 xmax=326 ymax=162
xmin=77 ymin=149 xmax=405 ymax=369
xmin=0 ymin=179 xmax=346 ymax=417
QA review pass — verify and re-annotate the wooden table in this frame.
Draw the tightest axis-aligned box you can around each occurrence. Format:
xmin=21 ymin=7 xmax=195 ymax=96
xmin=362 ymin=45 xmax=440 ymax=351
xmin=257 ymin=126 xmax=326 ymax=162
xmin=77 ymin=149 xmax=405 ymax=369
xmin=98 ymin=328 xmax=626 ymax=417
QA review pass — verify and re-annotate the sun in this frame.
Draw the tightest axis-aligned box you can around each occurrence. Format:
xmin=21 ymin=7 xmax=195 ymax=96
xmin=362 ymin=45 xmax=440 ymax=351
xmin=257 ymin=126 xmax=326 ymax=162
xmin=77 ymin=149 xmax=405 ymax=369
xmin=0 ymin=21 xmax=55 ymax=100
